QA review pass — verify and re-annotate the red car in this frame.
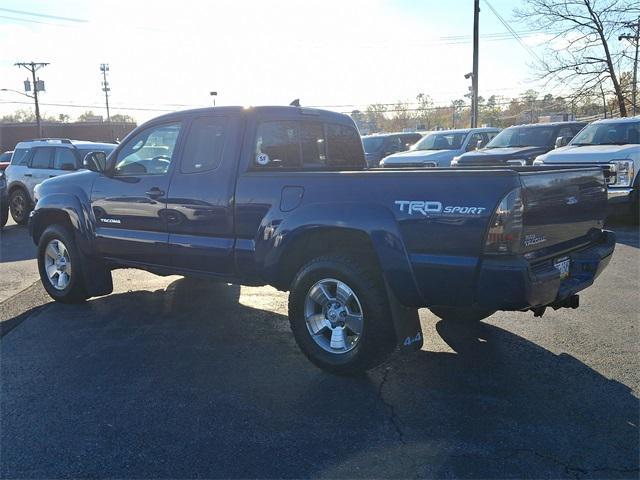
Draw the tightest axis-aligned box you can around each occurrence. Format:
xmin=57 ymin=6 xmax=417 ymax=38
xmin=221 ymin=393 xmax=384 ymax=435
xmin=0 ymin=151 xmax=12 ymax=171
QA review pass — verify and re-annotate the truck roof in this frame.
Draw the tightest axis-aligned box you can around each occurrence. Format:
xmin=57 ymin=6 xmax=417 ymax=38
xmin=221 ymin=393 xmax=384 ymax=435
xmin=590 ymin=116 xmax=640 ymax=125
xmin=149 ymin=105 xmax=354 ymax=125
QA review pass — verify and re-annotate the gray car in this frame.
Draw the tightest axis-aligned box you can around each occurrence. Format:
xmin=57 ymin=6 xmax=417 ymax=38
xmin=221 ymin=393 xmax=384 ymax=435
xmin=380 ymin=127 xmax=500 ymax=167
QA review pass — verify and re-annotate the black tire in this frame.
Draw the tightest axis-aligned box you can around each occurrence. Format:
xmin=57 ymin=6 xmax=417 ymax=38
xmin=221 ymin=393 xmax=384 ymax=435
xmin=429 ymin=306 xmax=495 ymax=323
xmin=9 ymin=188 xmax=31 ymax=225
xmin=288 ymin=254 xmax=396 ymax=375
xmin=37 ymin=225 xmax=88 ymax=303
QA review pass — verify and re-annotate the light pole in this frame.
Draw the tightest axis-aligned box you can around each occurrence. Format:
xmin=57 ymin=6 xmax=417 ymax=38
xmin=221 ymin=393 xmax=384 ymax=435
xmin=100 ymin=64 xmax=111 ymax=122
xmin=210 ymin=91 xmax=217 ymax=107
xmin=15 ymin=62 xmax=49 ymax=137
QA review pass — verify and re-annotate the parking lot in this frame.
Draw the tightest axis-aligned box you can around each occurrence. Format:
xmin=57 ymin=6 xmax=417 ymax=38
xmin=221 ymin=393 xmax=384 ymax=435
xmin=1 ymin=217 xmax=638 ymax=479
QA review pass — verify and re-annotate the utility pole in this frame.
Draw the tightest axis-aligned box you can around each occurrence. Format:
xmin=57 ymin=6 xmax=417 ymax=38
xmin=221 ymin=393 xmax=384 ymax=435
xmin=100 ymin=64 xmax=111 ymax=122
xmin=471 ymin=0 xmax=480 ymax=127
xmin=619 ymin=16 xmax=639 ymax=116
xmin=15 ymin=61 xmax=49 ymax=137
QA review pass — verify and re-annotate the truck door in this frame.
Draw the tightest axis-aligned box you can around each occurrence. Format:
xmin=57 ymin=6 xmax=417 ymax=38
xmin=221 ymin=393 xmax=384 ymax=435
xmin=26 ymin=147 xmax=54 ymax=198
xmin=166 ymin=114 xmax=239 ymax=275
xmin=90 ymin=121 xmax=183 ymax=265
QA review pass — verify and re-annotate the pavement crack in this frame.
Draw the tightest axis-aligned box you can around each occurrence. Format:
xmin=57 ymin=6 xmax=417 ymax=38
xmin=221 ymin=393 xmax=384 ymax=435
xmin=376 ymin=365 xmax=406 ymax=446
xmin=503 ymin=449 xmax=639 ymax=479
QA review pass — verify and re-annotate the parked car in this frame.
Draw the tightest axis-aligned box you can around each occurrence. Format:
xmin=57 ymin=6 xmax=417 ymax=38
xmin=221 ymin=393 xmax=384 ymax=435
xmin=452 ymin=122 xmax=587 ymax=166
xmin=380 ymin=128 xmax=500 ymax=167
xmin=30 ymin=106 xmax=614 ymax=374
xmin=0 ymin=170 xmax=7 ymax=228
xmin=534 ymin=116 xmax=639 ymax=218
xmin=0 ymin=151 xmax=13 ymax=171
xmin=362 ymin=132 xmax=422 ymax=167
xmin=6 ymin=139 xmax=116 ymax=224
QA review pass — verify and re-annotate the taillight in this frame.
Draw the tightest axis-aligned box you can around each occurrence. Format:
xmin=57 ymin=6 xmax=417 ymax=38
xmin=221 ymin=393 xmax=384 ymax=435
xmin=484 ymin=188 xmax=524 ymax=254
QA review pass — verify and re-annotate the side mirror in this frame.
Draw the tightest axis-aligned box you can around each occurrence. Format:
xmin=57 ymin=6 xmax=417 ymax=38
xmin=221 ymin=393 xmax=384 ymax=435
xmin=60 ymin=163 xmax=76 ymax=171
xmin=83 ymin=151 xmax=108 ymax=173
xmin=555 ymin=136 xmax=569 ymax=148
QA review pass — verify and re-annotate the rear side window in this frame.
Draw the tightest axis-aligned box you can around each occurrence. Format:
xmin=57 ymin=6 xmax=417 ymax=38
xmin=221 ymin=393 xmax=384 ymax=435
xmin=11 ymin=148 xmax=31 ymax=166
xmin=300 ymin=122 xmax=326 ymax=167
xmin=326 ymin=124 xmax=363 ymax=167
xmin=53 ymin=148 xmax=78 ymax=169
xmin=181 ymin=117 xmax=227 ymax=173
xmin=30 ymin=148 xmax=52 ymax=169
xmin=255 ymin=121 xmax=300 ymax=168
xmin=254 ymin=121 xmax=363 ymax=169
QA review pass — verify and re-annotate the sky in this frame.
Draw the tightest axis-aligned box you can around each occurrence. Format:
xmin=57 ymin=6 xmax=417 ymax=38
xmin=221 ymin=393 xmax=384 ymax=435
xmin=0 ymin=0 xmax=556 ymax=123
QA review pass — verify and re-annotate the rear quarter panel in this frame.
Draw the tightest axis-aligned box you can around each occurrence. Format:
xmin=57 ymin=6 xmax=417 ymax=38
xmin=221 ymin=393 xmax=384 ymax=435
xmin=235 ymin=169 xmax=520 ymax=307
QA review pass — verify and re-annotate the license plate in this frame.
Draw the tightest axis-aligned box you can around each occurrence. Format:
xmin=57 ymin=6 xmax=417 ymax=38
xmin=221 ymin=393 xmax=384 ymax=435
xmin=554 ymin=256 xmax=571 ymax=279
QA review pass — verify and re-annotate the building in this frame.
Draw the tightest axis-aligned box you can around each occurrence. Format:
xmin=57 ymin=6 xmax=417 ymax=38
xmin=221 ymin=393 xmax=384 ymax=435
xmin=0 ymin=121 xmax=137 ymax=152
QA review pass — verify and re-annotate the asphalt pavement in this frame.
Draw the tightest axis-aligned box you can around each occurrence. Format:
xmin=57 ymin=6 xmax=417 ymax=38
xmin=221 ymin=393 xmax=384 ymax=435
xmin=0 ymin=220 xmax=638 ymax=479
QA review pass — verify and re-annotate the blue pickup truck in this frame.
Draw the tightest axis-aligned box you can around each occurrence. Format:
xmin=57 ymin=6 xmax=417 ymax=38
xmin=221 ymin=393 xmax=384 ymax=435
xmin=29 ymin=106 xmax=615 ymax=374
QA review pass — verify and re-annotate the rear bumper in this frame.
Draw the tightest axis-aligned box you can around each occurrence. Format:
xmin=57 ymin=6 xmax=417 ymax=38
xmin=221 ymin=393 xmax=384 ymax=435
xmin=474 ymin=230 xmax=615 ymax=311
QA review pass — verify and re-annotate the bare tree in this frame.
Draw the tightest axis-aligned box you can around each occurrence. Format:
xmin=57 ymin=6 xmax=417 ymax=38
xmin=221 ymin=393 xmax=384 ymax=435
xmin=515 ymin=0 xmax=640 ymax=117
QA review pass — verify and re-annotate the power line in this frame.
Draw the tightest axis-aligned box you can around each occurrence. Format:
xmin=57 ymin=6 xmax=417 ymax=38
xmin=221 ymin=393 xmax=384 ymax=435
xmin=482 ymin=0 xmax=543 ymax=63
xmin=0 ymin=7 xmax=87 ymax=23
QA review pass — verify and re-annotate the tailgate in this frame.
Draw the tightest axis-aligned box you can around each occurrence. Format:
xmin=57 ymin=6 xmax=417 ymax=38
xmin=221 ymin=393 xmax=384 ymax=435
xmin=519 ymin=167 xmax=607 ymax=254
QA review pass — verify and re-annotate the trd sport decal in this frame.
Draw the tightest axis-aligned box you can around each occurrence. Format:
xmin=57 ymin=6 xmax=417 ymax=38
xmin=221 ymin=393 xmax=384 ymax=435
xmin=395 ymin=200 xmax=487 ymax=216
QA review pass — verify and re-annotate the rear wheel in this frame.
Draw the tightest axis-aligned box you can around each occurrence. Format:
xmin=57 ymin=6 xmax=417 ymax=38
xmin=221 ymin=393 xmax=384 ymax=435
xmin=9 ymin=188 xmax=31 ymax=225
xmin=37 ymin=225 xmax=88 ymax=303
xmin=288 ymin=255 xmax=396 ymax=375
xmin=429 ymin=306 xmax=495 ymax=323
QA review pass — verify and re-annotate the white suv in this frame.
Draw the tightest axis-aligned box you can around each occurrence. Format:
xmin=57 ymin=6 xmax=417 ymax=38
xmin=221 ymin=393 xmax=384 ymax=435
xmin=5 ymin=139 xmax=116 ymax=224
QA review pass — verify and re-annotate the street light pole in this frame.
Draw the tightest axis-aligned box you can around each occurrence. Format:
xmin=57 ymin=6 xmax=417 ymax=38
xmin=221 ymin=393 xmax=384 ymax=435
xmin=471 ymin=0 xmax=480 ymax=127
xmin=15 ymin=62 xmax=49 ymax=138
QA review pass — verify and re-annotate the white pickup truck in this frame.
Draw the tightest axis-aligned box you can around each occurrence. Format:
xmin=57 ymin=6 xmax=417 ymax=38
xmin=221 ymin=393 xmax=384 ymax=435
xmin=534 ymin=116 xmax=639 ymax=219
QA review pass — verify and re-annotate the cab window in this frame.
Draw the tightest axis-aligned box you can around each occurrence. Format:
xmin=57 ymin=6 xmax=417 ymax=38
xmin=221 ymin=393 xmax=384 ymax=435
xmin=181 ymin=117 xmax=227 ymax=174
xmin=114 ymin=122 xmax=181 ymax=176
xmin=254 ymin=121 xmax=300 ymax=169
xmin=325 ymin=124 xmax=363 ymax=167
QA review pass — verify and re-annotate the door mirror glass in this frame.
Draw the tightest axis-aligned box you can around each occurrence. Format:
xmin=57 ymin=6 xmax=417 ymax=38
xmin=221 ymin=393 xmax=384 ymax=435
xmin=83 ymin=151 xmax=108 ymax=173
xmin=555 ymin=136 xmax=569 ymax=148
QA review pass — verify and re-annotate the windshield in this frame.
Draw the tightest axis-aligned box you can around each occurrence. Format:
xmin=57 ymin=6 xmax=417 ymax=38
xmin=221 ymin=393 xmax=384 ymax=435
xmin=414 ymin=132 xmax=466 ymax=151
xmin=570 ymin=122 xmax=640 ymax=146
xmin=362 ymin=137 xmax=385 ymax=153
xmin=486 ymin=126 xmax=556 ymax=148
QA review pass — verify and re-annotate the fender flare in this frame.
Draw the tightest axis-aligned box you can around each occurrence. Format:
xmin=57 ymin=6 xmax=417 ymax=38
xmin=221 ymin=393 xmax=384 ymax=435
xmin=30 ymin=193 xmax=95 ymax=256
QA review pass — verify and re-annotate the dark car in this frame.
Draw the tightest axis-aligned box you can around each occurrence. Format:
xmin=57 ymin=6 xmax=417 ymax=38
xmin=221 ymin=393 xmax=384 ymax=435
xmin=453 ymin=122 xmax=586 ymax=167
xmin=0 ymin=150 xmax=13 ymax=171
xmin=30 ymin=106 xmax=613 ymax=375
xmin=362 ymin=132 xmax=422 ymax=167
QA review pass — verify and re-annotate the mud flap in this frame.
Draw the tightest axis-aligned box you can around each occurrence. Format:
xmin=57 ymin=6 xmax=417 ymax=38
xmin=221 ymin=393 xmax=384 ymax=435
xmin=82 ymin=256 xmax=114 ymax=298
xmin=384 ymin=279 xmax=423 ymax=352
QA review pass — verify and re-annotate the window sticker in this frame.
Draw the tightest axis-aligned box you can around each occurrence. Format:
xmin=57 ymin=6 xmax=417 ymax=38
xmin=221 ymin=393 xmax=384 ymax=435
xmin=256 ymin=153 xmax=270 ymax=166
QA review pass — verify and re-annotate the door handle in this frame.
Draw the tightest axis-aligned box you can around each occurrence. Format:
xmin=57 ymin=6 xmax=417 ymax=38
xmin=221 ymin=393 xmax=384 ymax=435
xmin=24 ymin=173 xmax=32 ymax=177
xmin=49 ymin=174 xmax=57 ymax=178
xmin=145 ymin=187 xmax=165 ymax=198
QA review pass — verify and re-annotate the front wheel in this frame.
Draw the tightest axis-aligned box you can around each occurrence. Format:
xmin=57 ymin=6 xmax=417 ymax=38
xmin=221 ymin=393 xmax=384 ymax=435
xmin=288 ymin=255 xmax=396 ymax=375
xmin=37 ymin=225 xmax=88 ymax=303
xmin=9 ymin=189 xmax=31 ymax=225
xmin=429 ymin=306 xmax=495 ymax=323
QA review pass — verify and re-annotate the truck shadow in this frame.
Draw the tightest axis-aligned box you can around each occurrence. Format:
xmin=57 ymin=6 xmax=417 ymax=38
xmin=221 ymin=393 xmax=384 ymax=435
xmin=0 ymin=223 xmax=36 ymax=263
xmin=1 ymin=280 xmax=637 ymax=479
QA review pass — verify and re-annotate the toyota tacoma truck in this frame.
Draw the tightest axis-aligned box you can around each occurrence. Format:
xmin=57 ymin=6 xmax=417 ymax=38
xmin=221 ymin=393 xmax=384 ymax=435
xmin=29 ymin=106 xmax=615 ymax=374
